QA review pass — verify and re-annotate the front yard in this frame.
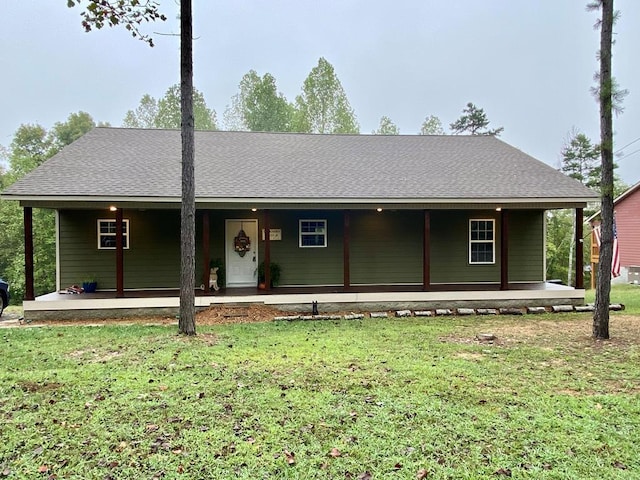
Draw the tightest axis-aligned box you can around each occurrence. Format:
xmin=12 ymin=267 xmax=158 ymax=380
xmin=2 ymin=299 xmax=639 ymax=479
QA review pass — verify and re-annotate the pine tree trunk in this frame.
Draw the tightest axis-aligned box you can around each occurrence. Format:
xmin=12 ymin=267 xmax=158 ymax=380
xmin=593 ymin=0 xmax=614 ymax=340
xmin=178 ymin=0 xmax=196 ymax=335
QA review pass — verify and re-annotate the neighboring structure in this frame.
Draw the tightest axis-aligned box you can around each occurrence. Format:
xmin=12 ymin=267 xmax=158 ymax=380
xmin=1 ymin=128 xmax=598 ymax=319
xmin=588 ymin=180 xmax=640 ymax=285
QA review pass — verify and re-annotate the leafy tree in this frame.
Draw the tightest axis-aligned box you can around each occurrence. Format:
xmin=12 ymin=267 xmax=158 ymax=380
xmin=293 ymin=57 xmax=359 ymax=134
xmin=122 ymin=94 xmax=158 ymax=128
xmin=560 ymin=129 xmax=601 ymax=189
xmin=68 ymin=0 xmax=167 ymax=46
xmin=419 ymin=115 xmax=445 ymax=135
xmin=0 ymin=114 xmax=96 ymax=303
xmin=449 ymin=102 xmax=504 ymax=136
xmin=226 ymin=70 xmax=294 ymax=132
xmin=373 ymin=116 xmax=399 ymax=135
xmin=155 ymin=84 xmax=217 ymax=130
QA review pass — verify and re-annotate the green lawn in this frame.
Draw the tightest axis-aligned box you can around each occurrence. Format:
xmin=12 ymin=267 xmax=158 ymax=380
xmin=1 ymin=286 xmax=639 ymax=479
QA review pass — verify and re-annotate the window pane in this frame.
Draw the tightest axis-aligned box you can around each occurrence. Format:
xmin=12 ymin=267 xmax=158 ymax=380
xmin=100 ymin=236 xmax=116 ymax=248
xmin=471 ymin=243 xmax=493 ymax=263
xmin=301 ymin=234 xmax=325 ymax=247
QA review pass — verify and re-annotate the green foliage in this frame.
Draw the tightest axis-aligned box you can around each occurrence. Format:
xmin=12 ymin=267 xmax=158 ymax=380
xmin=294 ymin=57 xmax=359 ymax=134
xmin=225 ymin=70 xmax=295 ymax=132
xmin=123 ymin=85 xmax=217 ymax=131
xmin=0 ymin=113 xmax=96 ymax=304
xmin=154 ymin=84 xmax=217 ymax=130
xmin=419 ymin=114 xmax=445 ymax=135
xmin=1 ymin=315 xmax=639 ymax=478
xmin=449 ymin=102 xmax=504 ymax=136
xmin=560 ymin=129 xmax=601 ymax=189
xmin=372 ymin=116 xmax=400 ymax=135
xmin=257 ymin=260 xmax=281 ymax=286
xmin=122 ymin=94 xmax=158 ymax=128
xmin=68 ymin=0 xmax=167 ymax=47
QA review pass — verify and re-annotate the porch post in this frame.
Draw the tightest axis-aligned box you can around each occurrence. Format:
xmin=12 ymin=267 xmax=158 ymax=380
xmin=423 ymin=210 xmax=430 ymax=291
xmin=264 ymin=209 xmax=271 ymax=291
xmin=202 ymin=211 xmax=210 ymax=293
xmin=500 ymin=209 xmax=509 ymax=290
xmin=343 ymin=210 xmax=351 ymax=289
xmin=575 ymin=207 xmax=584 ymax=289
xmin=115 ymin=208 xmax=124 ymax=298
xmin=24 ymin=207 xmax=35 ymax=301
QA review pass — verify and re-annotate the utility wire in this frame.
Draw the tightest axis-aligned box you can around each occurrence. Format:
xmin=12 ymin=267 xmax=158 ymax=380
xmin=614 ymin=136 xmax=640 ymax=155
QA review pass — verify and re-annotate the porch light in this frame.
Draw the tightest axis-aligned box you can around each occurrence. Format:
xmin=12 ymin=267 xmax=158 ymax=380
xmin=495 ymin=207 xmax=502 ymax=212
xmin=376 ymin=208 xmax=383 ymax=212
xmin=109 ymin=206 xmax=117 ymax=212
xmin=251 ymin=208 xmax=257 ymax=212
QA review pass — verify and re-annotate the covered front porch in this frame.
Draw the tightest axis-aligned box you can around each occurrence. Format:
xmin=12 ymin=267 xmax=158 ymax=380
xmin=24 ymin=282 xmax=584 ymax=321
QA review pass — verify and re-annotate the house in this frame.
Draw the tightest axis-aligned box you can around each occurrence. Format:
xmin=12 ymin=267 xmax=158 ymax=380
xmin=588 ymin=180 xmax=640 ymax=285
xmin=1 ymin=128 xmax=597 ymax=320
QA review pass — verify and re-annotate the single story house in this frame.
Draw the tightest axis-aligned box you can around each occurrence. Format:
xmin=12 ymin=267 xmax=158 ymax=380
xmin=587 ymin=179 xmax=640 ymax=285
xmin=1 ymin=128 xmax=598 ymax=320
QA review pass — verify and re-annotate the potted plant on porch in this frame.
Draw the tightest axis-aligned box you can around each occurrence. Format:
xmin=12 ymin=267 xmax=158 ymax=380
xmin=82 ymin=276 xmax=98 ymax=293
xmin=258 ymin=261 xmax=281 ymax=289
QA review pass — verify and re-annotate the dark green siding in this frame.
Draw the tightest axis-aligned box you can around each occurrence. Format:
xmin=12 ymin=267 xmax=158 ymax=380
xmin=59 ymin=210 xmax=181 ymax=289
xmin=350 ymin=211 xmax=423 ymax=284
xmin=59 ymin=208 xmax=545 ymax=290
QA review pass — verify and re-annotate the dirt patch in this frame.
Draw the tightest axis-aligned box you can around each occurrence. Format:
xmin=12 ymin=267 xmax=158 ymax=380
xmin=442 ymin=314 xmax=640 ymax=350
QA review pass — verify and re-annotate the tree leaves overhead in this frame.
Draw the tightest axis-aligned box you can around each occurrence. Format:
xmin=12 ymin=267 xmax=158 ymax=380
xmin=449 ymin=102 xmax=503 ymax=136
xmin=294 ymin=57 xmax=359 ymax=134
xmin=67 ymin=0 xmax=167 ymax=47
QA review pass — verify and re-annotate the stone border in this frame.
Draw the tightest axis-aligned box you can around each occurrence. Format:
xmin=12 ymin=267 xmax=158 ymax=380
xmin=272 ymin=304 xmax=624 ymax=321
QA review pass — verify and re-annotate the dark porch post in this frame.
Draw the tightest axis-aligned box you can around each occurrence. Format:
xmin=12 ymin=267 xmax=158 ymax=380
xmin=202 ymin=211 xmax=210 ymax=293
xmin=115 ymin=208 xmax=124 ymax=298
xmin=343 ymin=210 xmax=351 ymax=289
xmin=423 ymin=210 xmax=431 ymax=291
xmin=500 ymin=209 xmax=509 ymax=290
xmin=24 ymin=207 xmax=35 ymax=301
xmin=575 ymin=207 xmax=584 ymax=289
xmin=264 ymin=209 xmax=271 ymax=291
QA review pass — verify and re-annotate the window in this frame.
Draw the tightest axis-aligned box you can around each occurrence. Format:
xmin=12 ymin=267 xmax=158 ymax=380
xmin=98 ymin=219 xmax=130 ymax=249
xmin=299 ymin=219 xmax=327 ymax=247
xmin=469 ymin=219 xmax=494 ymax=264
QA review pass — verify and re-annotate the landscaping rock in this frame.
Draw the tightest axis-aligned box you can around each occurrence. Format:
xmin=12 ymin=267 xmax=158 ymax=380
xmin=551 ymin=305 xmax=574 ymax=313
xmin=414 ymin=311 xmax=433 ymax=317
xmin=395 ymin=310 xmax=412 ymax=317
xmin=370 ymin=312 xmax=388 ymax=318
xmin=575 ymin=305 xmax=595 ymax=312
xmin=456 ymin=308 xmax=475 ymax=316
xmin=476 ymin=333 xmax=496 ymax=342
xmin=476 ymin=308 xmax=498 ymax=315
xmin=274 ymin=315 xmax=300 ymax=321
xmin=435 ymin=309 xmax=452 ymax=316
xmin=526 ymin=306 xmax=547 ymax=314
xmin=344 ymin=313 xmax=364 ymax=320
xmin=610 ymin=304 xmax=625 ymax=311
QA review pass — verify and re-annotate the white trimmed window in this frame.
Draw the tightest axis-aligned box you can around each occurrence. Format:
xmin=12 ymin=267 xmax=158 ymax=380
xmin=98 ymin=219 xmax=130 ymax=249
xmin=299 ymin=219 xmax=327 ymax=248
xmin=469 ymin=219 xmax=494 ymax=264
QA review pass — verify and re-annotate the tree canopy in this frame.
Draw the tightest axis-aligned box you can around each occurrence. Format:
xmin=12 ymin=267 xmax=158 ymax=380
xmin=449 ymin=102 xmax=503 ymax=136
xmin=293 ymin=57 xmax=359 ymax=134
xmin=225 ymin=70 xmax=294 ymax=132
xmin=419 ymin=115 xmax=445 ymax=135
xmin=373 ymin=116 xmax=400 ymax=135
xmin=123 ymin=85 xmax=217 ymax=130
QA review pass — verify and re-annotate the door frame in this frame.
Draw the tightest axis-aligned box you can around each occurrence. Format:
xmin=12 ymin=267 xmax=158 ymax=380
xmin=225 ymin=219 xmax=259 ymax=287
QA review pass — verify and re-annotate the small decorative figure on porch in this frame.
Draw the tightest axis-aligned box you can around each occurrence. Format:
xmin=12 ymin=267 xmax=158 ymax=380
xmin=209 ymin=267 xmax=220 ymax=291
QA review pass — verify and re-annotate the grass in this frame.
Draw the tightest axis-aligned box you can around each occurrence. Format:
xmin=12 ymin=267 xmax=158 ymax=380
xmin=1 ymin=285 xmax=639 ymax=479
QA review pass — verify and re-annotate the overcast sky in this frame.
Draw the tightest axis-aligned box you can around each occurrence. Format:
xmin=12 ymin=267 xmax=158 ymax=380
xmin=1 ymin=1 xmax=639 ymax=184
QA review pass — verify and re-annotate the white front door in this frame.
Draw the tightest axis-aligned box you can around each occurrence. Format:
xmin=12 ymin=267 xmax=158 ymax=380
xmin=225 ymin=219 xmax=258 ymax=287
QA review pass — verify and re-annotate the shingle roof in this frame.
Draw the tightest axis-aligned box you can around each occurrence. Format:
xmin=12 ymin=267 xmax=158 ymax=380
xmin=2 ymin=127 xmax=597 ymax=204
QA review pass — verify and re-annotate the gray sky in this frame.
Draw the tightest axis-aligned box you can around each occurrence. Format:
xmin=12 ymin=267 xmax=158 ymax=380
xmin=1 ymin=1 xmax=639 ymax=184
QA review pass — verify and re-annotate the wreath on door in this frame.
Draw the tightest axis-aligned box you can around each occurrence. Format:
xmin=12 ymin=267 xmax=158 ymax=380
xmin=234 ymin=224 xmax=251 ymax=257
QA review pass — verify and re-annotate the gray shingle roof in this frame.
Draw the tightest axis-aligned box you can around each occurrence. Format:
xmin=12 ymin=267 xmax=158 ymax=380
xmin=2 ymin=127 xmax=597 ymax=204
